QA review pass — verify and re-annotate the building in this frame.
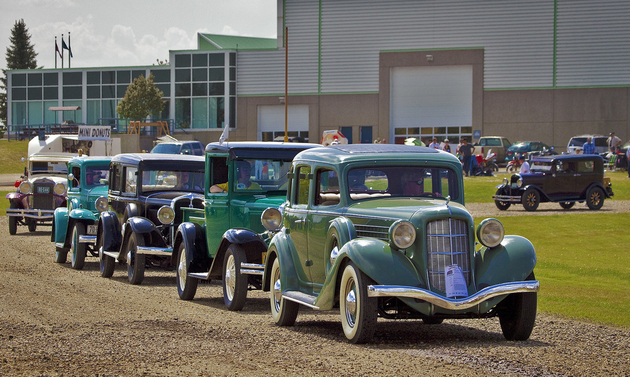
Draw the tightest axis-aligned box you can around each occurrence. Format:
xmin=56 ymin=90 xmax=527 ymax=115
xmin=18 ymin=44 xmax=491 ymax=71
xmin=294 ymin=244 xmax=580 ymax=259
xmin=6 ymin=0 xmax=630 ymax=149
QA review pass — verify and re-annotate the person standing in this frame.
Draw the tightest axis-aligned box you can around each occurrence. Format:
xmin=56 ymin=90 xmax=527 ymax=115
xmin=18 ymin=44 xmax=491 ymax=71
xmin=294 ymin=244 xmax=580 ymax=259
xmin=582 ymin=137 xmax=595 ymax=154
xmin=428 ymin=137 xmax=440 ymax=149
xmin=520 ymin=156 xmax=530 ymax=174
xmin=608 ymin=132 xmax=622 ymax=152
xmin=442 ymin=139 xmax=452 ymax=154
xmin=459 ymin=138 xmax=475 ymax=176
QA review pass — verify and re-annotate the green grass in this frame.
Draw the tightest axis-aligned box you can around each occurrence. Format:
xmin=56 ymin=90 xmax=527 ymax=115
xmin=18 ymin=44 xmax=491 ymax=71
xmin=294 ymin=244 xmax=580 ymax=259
xmin=0 ymin=139 xmax=28 ymax=174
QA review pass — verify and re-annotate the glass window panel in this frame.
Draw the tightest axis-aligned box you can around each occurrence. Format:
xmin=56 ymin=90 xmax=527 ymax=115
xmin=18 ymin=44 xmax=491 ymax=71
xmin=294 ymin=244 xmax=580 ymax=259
xmin=175 ymin=83 xmax=190 ymax=97
xmin=62 ymin=100 xmax=82 ymax=122
xmin=28 ymin=73 xmax=42 ymax=86
xmin=102 ymin=71 xmax=115 ymax=84
xmin=192 ymin=83 xmax=207 ymax=96
xmin=63 ymin=72 xmax=82 ymax=86
xmin=117 ymin=85 xmax=128 ymax=98
xmin=394 ymin=128 xmax=407 ymax=135
xmin=12 ymin=88 xmax=26 ymax=100
xmin=28 ymin=87 xmax=42 ymax=100
xmin=12 ymin=74 xmax=26 ymax=86
xmin=102 ymin=99 xmax=117 ymax=119
xmin=132 ymin=70 xmax=145 ymax=80
xmin=117 ymin=71 xmax=131 ymax=83
xmin=434 ymin=127 xmax=447 ymax=134
xmin=175 ymin=69 xmax=190 ymax=82
xmin=192 ymin=68 xmax=207 ymax=82
xmin=421 ymin=127 xmax=433 ymax=135
xmin=461 ymin=127 xmax=472 ymax=134
xmin=407 ymin=127 xmax=419 ymax=134
xmin=12 ymin=102 xmax=27 ymax=124
xmin=175 ymin=54 xmax=191 ymax=67
xmin=447 ymin=127 xmax=459 ymax=134
xmin=192 ymin=98 xmax=208 ymax=129
xmin=208 ymin=53 xmax=223 ymax=67
xmin=124 ymin=167 xmax=137 ymax=194
xmin=150 ymin=69 xmax=170 ymax=82
xmin=28 ymin=102 xmax=43 ymax=125
xmin=209 ymin=97 xmax=224 ymax=129
xmin=63 ymin=86 xmax=82 ymax=99
xmin=44 ymin=87 xmax=58 ymax=100
xmin=44 ymin=101 xmax=57 ymax=123
xmin=87 ymin=86 xmax=100 ymax=99
xmin=229 ymin=53 xmax=236 ymax=66
xmin=102 ymin=85 xmax=115 ymax=99
xmin=209 ymin=68 xmax=224 ymax=81
xmin=230 ymin=67 xmax=236 ymax=81
xmin=156 ymin=83 xmax=170 ymax=97
xmin=86 ymin=100 xmax=100 ymax=124
xmin=229 ymin=82 xmax=236 ymax=96
xmin=192 ymin=53 xmax=207 ymax=67
xmin=159 ymin=99 xmax=170 ymax=120
xmin=175 ymin=98 xmax=191 ymax=128
xmin=261 ymin=132 xmax=274 ymax=142
xmin=87 ymin=71 xmax=100 ymax=84
xmin=296 ymin=165 xmax=311 ymax=205
xmin=209 ymin=83 xmax=224 ymax=96
xmin=229 ymin=97 xmax=235 ymax=128
xmin=44 ymin=73 xmax=58 ymax=86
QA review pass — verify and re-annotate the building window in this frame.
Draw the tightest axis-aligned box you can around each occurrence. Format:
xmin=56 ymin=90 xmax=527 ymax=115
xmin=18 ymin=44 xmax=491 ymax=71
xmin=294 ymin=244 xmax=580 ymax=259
xmin=151 ymin=69 xmax=170 ymax=83
xmin=117 ymin=71 xmax=131 ymax=84
xmin=63 ymin=72 xmax=82 ymax=86
xmin=28 ymin=73 xmax=42 ymax=86
xmin=175 ymin=54 xmax=191 ymax=68
xmin=87 ymin=71 xmax=100 ymax=85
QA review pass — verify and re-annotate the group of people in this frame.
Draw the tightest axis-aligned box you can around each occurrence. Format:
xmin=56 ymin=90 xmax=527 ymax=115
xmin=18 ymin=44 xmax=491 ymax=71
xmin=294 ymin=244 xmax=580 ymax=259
xmin=428 ymin=137 xmax=476 ymax=176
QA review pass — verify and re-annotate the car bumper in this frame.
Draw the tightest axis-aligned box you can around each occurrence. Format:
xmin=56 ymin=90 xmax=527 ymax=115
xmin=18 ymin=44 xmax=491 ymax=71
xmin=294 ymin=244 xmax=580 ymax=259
xmin=367 ymin=280 xmax=540 ymax=311
xmin=6 ymin=208 xmax=54 ymax=220
xmin=492 ymin=194 xmax=522 ymax=202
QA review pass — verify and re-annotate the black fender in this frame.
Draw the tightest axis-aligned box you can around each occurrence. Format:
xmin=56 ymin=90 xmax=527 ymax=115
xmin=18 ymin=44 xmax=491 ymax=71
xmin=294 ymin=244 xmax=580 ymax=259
xmin=124 ymin=217 xmax=168 ymax=249
xmin=208 ymin=228 xmax=267 ymax=279
xmin=522 ymin=184 xmax=550 ymax=202
xmin=173 ymin=222 xmax=211 ymax=273
xmin=585 ymin=182 xmax=610 ymax=198
xmin=124 ymin=203 xmax=139 ymax=220
xmin=99 ymin=211 xmax=122 ymax=252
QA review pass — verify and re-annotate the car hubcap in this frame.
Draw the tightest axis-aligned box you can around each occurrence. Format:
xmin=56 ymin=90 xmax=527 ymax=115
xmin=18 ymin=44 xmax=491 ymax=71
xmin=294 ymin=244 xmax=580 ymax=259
xmin=178 ymin=249 xmax=187 ymax=289
xmin=273 ymin=278 xmax=282 ymax=311
xmin=71 ymin=229 xmax=77 ymax=263
xmin=225 ymin=254 xmax=236 ymax=300
xmin=345 ymin=279 xmax=357 ymax=328
xmin=591 ymin=193 xmax=601 ymax=205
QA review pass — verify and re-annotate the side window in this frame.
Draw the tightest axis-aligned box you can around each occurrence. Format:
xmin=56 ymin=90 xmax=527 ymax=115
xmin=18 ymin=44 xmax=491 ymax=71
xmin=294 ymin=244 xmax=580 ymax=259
xmin=71 ymin=166 xmax=81 ymax=189
xmin=110 ymin=164 xmax=121 ymax=193
xmin=315 ymin=169 xmax=339 ymax=206
xmin=293 ymin=165 xmax=311 ymax=205
xmin=124 ymin=167 xmax=137 ymax=194
xmin=210 ymin=157 xmax=228 ymax=193
xmin=181 ymin=145 xmax=192 ymax=155
xmin=479 ymin=139 xmax=487 ymax=146
xmin=577 ymin=160 xmax=595 ymax=173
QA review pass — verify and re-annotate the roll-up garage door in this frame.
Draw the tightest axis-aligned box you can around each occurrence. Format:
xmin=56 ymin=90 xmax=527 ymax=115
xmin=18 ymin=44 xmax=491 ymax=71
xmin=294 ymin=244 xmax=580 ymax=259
xmin=258 ymin=105 xmax=309 ymax=141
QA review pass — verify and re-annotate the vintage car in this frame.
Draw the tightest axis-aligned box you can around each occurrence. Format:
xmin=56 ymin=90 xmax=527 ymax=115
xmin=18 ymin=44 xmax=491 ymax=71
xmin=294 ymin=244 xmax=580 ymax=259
xmin=260 ymin=144 xmax=539 ymax=343
xmin=493 ymin=154 xmax=613 ymax=211
xmin=97 ymin=153 xmax=205 ymax=284
xmin=52 ymin=156 xmax=111 ymax=269
xmin=6 ymin=152 xmax=76 ymax=235
xmin=173 ymin=141 xmax=318 ymax=311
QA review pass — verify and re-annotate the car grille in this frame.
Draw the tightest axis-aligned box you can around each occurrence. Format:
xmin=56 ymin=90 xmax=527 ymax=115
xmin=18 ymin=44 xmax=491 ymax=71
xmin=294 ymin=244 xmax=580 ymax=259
xmin=355 ymin=224 xmax=389 ymax=241
xmin=32 ymin=182 xmax=55 ymax=210
xmin=426 ymin=218 xmax=471 ymax=292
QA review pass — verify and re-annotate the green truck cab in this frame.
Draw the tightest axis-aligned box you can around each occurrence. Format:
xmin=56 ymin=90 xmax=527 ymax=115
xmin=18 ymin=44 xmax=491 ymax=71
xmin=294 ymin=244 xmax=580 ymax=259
xmin=173 ymin=141 xmax=318 ymax=310
xmin=261 ymin=144 xmax=540 ymax=343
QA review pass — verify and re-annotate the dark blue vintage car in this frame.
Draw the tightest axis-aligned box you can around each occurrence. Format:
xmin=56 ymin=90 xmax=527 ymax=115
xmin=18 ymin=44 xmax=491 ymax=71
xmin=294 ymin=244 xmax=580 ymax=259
xmin=97 ymin=153 xmax=205 ymax=284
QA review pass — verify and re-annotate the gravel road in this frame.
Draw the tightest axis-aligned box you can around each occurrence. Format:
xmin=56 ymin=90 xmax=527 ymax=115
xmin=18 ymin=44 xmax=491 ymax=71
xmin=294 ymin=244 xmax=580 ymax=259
xmin=1 ymin=213 xmax=629 ymax=376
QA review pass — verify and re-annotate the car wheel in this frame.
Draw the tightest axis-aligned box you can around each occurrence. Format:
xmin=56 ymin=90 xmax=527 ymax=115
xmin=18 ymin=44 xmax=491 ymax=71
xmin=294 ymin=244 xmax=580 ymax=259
xmin=586 ymin=187 xmax=605 ymax=210
xmin=339 ymin=262 xmax=378 ymax=344
xmin=498 ymin=272 xmax=537 ymax=341
xmin=55 ymin=246 xmax=68 ymax=263
xmin=99 ymin=246 xmax=115 ymax=278
xmin=559 ymin=202 xmax=575 ymax=210
xmin=70 ymin=223 xmax=87 ymax=270
xmin=521 ymin=188 xmax=540 ymax=211
xmin=27 ymin=220 xmax=37 ymax=232
xmin=126 ymin=233 xmax=145 ymax=285
xmin=270 ymin=257 xmax=299 ymax=326
xmin=494 ymin=188 xmax=511 ymax=211
xmin=223 ymin=244 xmax=248 ymax=311
xmin=176 ymin=242 xmax=198 ymax=300
xmin=8 ymin=202 xmax=18 ymax=235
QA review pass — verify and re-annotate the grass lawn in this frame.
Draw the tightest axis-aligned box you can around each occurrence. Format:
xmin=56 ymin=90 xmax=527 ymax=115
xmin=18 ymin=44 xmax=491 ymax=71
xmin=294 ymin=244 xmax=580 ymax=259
xmin=0 ymin=139 xmax=29 ymax=175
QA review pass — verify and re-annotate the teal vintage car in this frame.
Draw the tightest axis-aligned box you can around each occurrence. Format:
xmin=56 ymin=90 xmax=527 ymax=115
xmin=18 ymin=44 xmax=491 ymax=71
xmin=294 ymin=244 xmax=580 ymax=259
xmin=52 ymin=156 xmax=111 ymax=270
xmin=261 ymin=144 xmax=539 ymax=344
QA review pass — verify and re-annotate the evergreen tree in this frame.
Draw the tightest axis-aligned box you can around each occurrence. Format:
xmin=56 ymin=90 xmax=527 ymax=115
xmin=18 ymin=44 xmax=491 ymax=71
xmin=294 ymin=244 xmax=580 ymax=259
xmin=1 ymin=19 xmax=39 ymax=126
xmin=116 ymin=74 xmax=165 ymax=121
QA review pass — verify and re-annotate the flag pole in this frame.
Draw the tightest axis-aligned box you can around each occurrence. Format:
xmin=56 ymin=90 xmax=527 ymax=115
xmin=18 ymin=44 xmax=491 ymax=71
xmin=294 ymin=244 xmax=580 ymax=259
xmin=68 ymin=32 xmax=71 ymax=68
xmin=54 ymin=36 xmax=57 ymax=69
xmin=61 ymin=34 xmax=64 ymax=69
xmin=284 ymin=26 xmax=288 ymax=142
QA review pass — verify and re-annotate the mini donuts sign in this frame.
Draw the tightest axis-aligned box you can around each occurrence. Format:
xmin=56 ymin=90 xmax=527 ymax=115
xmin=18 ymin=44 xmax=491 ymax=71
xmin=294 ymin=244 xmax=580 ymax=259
xmin=78 ymin=126 xmax=111 ymax=141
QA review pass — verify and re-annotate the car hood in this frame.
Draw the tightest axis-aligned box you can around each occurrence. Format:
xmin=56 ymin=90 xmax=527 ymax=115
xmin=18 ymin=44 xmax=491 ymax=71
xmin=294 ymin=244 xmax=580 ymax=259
xmin=343 ymin=197 xmax=471 ymax=222
xmin=87 ymin=185 xmax=108 ymax=200
xmin=28 ymin=175 xmax=67 ymax=186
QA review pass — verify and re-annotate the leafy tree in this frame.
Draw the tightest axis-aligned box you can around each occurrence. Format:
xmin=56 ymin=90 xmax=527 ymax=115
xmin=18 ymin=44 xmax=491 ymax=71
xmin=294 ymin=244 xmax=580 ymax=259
xmin=1 ymin=19 xmax=39 ymax=126
xmin=116 ymin=73 xmax=165 ymax=121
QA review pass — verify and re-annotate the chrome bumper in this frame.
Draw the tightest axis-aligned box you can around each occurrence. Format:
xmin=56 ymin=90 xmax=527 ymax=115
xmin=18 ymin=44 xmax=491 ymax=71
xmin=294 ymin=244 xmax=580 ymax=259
xmin=367 ymin=280 xmax=539 ymax=311
xmin=6 ymin=208 xmax=54 ymax=220
xmin=137 ymin=245 xmax=173 ymax=257
xmin=78 ymin=235 xmax=97 ymax=244
xmin=240 ymin=262 xmax=264 ymax=276
xmin=492 ymin=195 xmax=522 ymax=202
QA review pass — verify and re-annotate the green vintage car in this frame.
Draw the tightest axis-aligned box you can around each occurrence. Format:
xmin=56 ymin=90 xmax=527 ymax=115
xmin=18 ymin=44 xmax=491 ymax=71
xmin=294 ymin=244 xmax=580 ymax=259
xmin=52 ymin=156 xmax=111 ymax=270
xmin=173 ymin=141 xmax=318 ymax=311
xmin=261 ymin=144 xmax=539 ymax=344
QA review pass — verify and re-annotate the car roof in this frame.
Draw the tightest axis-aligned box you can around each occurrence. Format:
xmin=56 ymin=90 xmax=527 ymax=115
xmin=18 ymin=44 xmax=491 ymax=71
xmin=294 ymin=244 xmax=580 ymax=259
xmin=531 ymin=154 xmax=604 ymax=162
xmin=111 ymin=153 xmax=205 ymax=164
xmin=68 ymin=155 xmax=112 ymax=165
xmin=294 ymin=144 xmax=461 ymax=165
xmin=205 ymin=141 xmax=320 ymax=153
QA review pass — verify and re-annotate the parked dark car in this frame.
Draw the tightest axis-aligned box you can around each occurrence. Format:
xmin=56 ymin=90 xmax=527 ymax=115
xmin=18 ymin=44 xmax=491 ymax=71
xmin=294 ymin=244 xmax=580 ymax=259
xmin=493 ymin=154 xmax=613 ymax=211
xmin=150 ymin=140 xmax=205 ymax=156
xmin=97 ymin=153 xmax=205 ymax=284
xmin=504 ymin=141 xmax=551 ymax=162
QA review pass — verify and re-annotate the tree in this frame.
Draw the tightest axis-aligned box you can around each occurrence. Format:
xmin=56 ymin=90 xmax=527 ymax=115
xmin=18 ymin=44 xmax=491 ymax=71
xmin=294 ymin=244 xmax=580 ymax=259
xmin=116 ymin=73 xmax=165 ymax=121
xmin=1 ymin=19 xmax=39 ymax=126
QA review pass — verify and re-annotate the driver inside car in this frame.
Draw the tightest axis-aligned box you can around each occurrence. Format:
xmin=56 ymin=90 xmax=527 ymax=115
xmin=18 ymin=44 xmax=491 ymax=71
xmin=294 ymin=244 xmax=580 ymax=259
xmin=402 ymin=170 xmax=426 ymax=196
xmin=210 ymin=160 xmax=261 ymax=193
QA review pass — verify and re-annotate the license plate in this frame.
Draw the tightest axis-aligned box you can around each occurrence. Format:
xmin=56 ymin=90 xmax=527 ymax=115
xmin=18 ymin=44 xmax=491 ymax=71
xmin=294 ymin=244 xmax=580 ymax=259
xmin=87 ymin=224 xmax=99 ymax=235
xmin=36 ymin=186 xmax=50 ymax=194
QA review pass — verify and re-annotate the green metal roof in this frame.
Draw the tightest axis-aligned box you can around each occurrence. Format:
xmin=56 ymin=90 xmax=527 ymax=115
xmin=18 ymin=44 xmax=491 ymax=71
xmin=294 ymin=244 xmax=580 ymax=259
xmin=197 ymin=33 xmax=277 ymax=51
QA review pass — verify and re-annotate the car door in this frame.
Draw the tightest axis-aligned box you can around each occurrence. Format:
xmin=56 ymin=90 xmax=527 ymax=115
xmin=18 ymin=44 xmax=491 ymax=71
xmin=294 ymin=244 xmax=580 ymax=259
xmin=574 ymin=159 xmax=597 ymax=196
xmin=546 ymin=160 xmax=577 ymax=199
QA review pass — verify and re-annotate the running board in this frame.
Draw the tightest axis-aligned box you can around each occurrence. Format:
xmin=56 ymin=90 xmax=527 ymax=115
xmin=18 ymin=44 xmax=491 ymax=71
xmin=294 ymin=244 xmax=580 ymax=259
xmin=283 ymin=291 xmax=320 ymax=309
xmin=102 ymin=250 xmax=120 ymax=260
xmin=188 ymin=272 xmax=211 ymax=280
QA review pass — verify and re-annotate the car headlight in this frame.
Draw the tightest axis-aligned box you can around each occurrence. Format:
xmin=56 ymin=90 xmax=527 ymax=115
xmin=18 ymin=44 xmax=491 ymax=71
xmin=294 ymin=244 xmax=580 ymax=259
xmin=476 ymin=218 xmax=505 ymax=248
xmin=54 ymin=182 xmax=66 ymax=196
xmin=502 ymin=177 xmax=508 ymax=186
xmin=517 ymin=177 xmax=523 ymax=188
xmin=390 ymin=220 xmax=416 ymax=249
xmin=18 ymin=181 xmax=32 ymax=194
xmin=261 ymin=208 xmax=282 ymax=231
xmin=157 ymin=206 xmax=175 ymax=225
xmin=95 ymin=196 xmax=109 ymax=212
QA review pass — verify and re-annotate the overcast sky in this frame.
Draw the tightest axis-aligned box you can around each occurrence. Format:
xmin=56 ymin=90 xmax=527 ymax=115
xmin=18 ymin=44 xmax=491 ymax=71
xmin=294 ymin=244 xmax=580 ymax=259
xmin=1 ymin=0 xmax=277 ymax=71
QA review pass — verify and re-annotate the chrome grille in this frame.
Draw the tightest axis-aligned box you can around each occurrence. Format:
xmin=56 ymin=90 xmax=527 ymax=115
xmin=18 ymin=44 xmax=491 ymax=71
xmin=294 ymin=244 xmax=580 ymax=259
xmin=426 ymin=218 xmax=471 ymax=292
xmin=32 ymin=182 xmax=55 ymax=210
xmin=355 ymin=224 xmax=389 ymax=241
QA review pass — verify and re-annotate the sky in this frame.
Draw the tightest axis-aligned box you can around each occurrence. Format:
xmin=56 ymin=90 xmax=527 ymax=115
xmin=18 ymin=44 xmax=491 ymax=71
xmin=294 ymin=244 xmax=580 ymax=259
xmin=0 ymin=0 xmax=277 ymax=71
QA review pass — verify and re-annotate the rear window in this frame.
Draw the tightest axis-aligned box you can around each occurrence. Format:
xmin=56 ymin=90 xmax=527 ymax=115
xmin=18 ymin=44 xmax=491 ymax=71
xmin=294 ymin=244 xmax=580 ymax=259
xmin=568 ymin=137 xmax=587 ymax=147
xmin=483 ymin=138 xmax=503 ymax=147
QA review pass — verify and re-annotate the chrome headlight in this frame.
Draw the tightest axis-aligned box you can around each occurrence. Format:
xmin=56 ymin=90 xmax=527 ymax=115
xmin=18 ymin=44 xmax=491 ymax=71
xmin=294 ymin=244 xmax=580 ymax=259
xmin=95 ymin=196 xmax=109 ymax=212
xmin=18 ymin=181 xmax=32 ymax=194
xmin=261 ymin=208 xmax=282 ymax=231
xmin=54 ymin=182 xmax=66 ymax=196
xmin=157 ymin=206 xmax=175 ymax=225
xmin=476 ymin=218 xmax=505 ymax=248
xmin=502 ymin=177 xmax=508 ymax=186
xmin=517 ymin=177 xmax=523 ymax=188
xmin=390 ymin=220 xmax=416 ymax=249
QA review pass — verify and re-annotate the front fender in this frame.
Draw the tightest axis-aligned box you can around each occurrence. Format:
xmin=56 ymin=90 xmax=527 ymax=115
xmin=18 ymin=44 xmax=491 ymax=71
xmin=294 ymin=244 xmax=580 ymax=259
xmin=99 ymin=211 xmax=122 ymax=252
xmin=6 ymin=192 xmax=21 ymax=201
xmin=174 ymin=222 xmax=210 ymax=273
xmin=125 ymin=217 xmax=167 ymax=248
xmin=208 ymin=228 xmax=268 ymax=278
xmin=263 ymin=230 xmax=300 ymax=292
xmin=474 ymin=235 xmax=536 ymax=289
xmin=53 ymin=207 xmax=70 ymax=245
xmin=523 ymin=184 xmax=550 ymax=201
xmin=69 ymin=208 xmax=99 ymax=222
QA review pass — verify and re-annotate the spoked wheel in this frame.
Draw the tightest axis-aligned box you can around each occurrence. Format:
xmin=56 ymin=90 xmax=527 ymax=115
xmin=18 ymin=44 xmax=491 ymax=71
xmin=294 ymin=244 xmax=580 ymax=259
xmin=339 ymin=262 xmax=378 ymax=344
xmin=99 ymin=246 xmax=115 ymax=278
xmin=222 ymin=244 xmax=248 ymax=311
xmin=521 ymin=188 xmax=540 ymax=211
xmin=559 ymin=202 xmax=575 ymax=210
xmin=70 ymin=223 xmax=87 ymax=270
xmin=8 ymin=203 xmax=18 ymax=235
xmin=498 ymin=272 xmax=537 ymax=341
xmin=270 ymin=257 xmax=299 ymax=326
xmin=126 ymin=233 xmax=145 ymax=285
xmin=586 ymin=187 xmax=605 ymax=210
xmin=176 ymin=242 xmax=198 ymax=300
xmin=494 ymin=188 xmax=511 ymax=211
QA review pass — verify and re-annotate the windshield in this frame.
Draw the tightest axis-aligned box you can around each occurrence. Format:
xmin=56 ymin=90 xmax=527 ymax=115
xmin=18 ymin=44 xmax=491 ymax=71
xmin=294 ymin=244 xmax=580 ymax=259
xmin=344 ymin=166 xmax=459 ymax=201
xmin=232 ymin=159 xmax=292 ymax=192
xmin=85 ymin=165 xmax=110 ymax=187
xmin=568 ymin=137 xmax=587 ymax=147
xmin=507 ymin=143 xmax=531 ymax=152
xmin=140 ymin=169 xmax=205 ymax=194
xmin=530 ymin=161 xmax=553 ymax=172
xmin=151 ymin=143 xmax=181 ymax=154
xmin=30 ymin=160 xmax=68 ymax=175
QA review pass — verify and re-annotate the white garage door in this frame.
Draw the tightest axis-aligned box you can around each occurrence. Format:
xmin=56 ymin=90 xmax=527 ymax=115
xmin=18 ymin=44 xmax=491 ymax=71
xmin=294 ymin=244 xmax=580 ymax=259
xmin=258 ymin=105 xmax=309 ymax=141
xmin=390 ymin=65 xmax=472 ymax=144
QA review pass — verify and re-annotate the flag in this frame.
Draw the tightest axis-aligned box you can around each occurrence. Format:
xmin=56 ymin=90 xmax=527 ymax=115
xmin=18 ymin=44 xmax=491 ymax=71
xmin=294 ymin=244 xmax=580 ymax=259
xmin=55 ymin=41 xmax=61 ymax=58
xmin=62 ymin=38 xmax=73 ymax=58
xmin=219 ymin=125 xmax=229 ymax=145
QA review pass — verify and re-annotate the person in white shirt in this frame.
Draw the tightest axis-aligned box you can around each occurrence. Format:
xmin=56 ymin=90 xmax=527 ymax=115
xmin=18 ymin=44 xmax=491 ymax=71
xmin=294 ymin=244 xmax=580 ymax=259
xmin=428 ymin=137 xmax=440 ymax=149
xmin=519 ymin=156 xmax=530 ymax=174
xmin=607 ymin=132 xmax=622 ymax=152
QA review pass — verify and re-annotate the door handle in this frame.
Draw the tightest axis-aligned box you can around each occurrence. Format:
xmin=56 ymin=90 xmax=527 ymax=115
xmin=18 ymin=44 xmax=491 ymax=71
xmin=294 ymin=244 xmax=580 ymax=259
xmin=294 ymin=219 xmax=306 ymax=224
